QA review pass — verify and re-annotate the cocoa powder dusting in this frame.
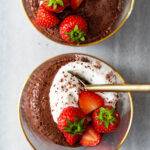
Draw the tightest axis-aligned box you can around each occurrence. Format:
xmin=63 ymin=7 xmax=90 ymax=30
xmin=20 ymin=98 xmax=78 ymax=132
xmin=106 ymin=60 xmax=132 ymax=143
xmin=20 ymin=54 xmax=80 ymax=147
xmin=22 ymin=0 xmax=125 ymax=44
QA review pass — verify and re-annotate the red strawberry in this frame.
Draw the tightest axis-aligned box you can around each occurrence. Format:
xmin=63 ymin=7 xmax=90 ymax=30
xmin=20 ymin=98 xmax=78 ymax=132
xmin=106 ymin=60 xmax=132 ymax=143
xmin=80 ymin=125 xmax=102 ymax=147
xmin=71 ymin=0 xmax=84 ymax=10
xmin=63 ymin=133 xmax=80 ymax=145
xmin=58 ymin=107 xmax=87 ymax=145
xmin=37 ymin=5 xmax=59 ymax=28
xmin=43 ymin=0 xmax=69 ymax=13
xmin=92 ymin=106 xmax=120 ymax=133
xmin=79 ymin=91 xmax=104 ymax=115
xmin=59 ymin=15 xmax=87 ymax=43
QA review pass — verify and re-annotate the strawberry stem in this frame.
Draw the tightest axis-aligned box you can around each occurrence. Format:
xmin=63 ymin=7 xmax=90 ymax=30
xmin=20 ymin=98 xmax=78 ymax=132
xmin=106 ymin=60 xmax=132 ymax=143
xmin=96 ymin=107 xmax=118 ymax=129
xmin=45 ymin=0 xmax=64 ymax=9
xmin=63 ymin=117 xmax=86 ymax=136
xmin=65 ymin=25 xmax=86 ymax=43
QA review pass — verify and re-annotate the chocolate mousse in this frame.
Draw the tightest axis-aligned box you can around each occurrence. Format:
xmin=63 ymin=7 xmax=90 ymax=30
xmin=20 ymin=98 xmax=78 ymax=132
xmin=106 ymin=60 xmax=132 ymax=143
xmin=22 ymin=0 xmax=125 ymax=44
xmin=20 ymin=54 xmax=77 ymax=147
xmin=20 ymin=54 xmax=120 ymax=147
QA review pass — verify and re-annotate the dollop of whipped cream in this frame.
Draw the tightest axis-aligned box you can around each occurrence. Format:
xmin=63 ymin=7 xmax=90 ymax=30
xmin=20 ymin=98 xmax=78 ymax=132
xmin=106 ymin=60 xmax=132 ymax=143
xmin=49 ymin=55 xmax=120 ymax=123
xmin=39 ymin=0 xmax=43 ymax=5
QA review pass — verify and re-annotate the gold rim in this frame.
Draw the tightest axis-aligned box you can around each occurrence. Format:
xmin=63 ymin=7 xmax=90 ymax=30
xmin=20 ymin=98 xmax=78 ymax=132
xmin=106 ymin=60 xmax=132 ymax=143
xmin=21 ymin=0 xmax=135 ymax=47
xmin=18 ymin=53 xmax=133 ymax=150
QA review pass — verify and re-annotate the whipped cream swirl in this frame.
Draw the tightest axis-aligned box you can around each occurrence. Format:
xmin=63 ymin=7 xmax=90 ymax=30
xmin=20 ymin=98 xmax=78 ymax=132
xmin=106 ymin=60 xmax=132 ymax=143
xmin=49 ymin=55 xmax=121 ymax=123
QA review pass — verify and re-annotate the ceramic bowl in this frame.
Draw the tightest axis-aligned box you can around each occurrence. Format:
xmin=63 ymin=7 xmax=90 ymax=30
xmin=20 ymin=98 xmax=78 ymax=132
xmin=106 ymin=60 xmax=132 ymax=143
xmin=19 ymin=53 xmax=133 ymax=150
xmin=22 ymin=0 xmax=135 ymax=46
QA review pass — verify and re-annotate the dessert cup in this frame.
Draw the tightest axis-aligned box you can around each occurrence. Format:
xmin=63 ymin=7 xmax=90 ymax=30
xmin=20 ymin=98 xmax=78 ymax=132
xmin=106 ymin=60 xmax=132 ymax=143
xmin=19 ymin=53 xmax=133 ymax=150
xmin=22 ymin=0 xmax=135 ymax=46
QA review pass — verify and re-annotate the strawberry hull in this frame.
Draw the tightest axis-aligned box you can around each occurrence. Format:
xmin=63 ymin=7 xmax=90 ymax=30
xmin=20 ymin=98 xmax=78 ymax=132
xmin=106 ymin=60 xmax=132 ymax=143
xmin=42 ymin=0 xmax=69 ymax=13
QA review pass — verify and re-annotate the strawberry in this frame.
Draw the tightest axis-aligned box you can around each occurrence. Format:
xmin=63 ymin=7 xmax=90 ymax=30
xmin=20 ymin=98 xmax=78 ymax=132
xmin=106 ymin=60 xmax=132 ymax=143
xmin=63 ymin=132 xmax=81 ymax=145
xmin=80 ymin=125 xmax=102 ymax=147
xmin=42 ymin=0 xmax=69 ymax=13
xmin=71 ymin=0 xmax=84 ymax=10
xmin=58 ymin=107 xmax=87 ymax=145
xmin=59 ymin=15 xmax=87 ymax=43
xmin=79 ymin=91 xmax=104 ymax=115
xmin=92 ymin=106 xmax=120 ymax=133
xmin=37 ymin=5 xmax=59 ymax=28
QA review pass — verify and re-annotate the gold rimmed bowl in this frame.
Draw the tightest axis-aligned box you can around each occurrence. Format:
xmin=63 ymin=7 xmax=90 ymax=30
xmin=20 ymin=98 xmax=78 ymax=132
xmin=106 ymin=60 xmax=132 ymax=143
xmin=22 ymin=0 xmax=135 ymax=46
xmin=19 ymin=53 xmax=133 ymax=150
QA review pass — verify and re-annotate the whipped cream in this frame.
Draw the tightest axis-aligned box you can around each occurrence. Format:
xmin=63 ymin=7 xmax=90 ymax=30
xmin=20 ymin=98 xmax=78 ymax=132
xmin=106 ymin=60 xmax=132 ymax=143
xmin=49 ymin=55 xmax=121 ymax=123
xmin=39 ymin=0 xmax=43 ymax=5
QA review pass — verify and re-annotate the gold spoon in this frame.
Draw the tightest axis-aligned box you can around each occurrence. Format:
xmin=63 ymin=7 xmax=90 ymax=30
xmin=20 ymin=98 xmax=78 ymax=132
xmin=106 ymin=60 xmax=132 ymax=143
xmin=68 ymin=71 xmax=150 ymax=92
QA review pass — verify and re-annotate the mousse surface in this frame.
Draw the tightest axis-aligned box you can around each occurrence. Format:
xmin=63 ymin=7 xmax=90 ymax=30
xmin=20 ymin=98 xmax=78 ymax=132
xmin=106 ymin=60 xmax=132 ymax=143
xmin=20 ymin=54 xmax=121 ymax=147
xmin=22 ymin=0 xmax=125 ymax=44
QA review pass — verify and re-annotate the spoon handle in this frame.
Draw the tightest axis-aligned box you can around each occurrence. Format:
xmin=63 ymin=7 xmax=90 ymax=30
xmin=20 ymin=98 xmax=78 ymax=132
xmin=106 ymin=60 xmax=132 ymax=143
xmin=85 ymin=84 xmax=150 ymax=92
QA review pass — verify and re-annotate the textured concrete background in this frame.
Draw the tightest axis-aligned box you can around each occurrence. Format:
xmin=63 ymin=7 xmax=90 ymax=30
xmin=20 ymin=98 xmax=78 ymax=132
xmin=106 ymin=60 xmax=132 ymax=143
xmin=0 ymin=0 xmax=150 ymax=149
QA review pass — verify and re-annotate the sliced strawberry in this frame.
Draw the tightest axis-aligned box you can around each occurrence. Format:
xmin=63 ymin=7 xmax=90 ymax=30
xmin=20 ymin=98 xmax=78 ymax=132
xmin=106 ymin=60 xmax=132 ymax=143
xmin=71 ymin=0 xmax=84 ymax=10
xmin=79 ymin=91 xmax=104 ymax=115
xmin=80 ymin=125 xmax=102 ymax=147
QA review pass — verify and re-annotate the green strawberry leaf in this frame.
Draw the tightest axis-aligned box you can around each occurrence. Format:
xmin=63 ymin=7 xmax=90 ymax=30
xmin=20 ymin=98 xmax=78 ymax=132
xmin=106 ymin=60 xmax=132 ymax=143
xmin=96 ymin=107 xmax=119 ymax=129
xmin=53 ymin=3 xmax=57 ymax=9
xmin=63 ymin=127 xmax=70 ymax=130
xmin=75 ymin=116 xmax=78 ymax=125
xmin=46 ymin=0 xmax=64 ymax=9
xmin=57 ymin=0 xmax=64 ymax=6
xmin=63 ymin=117 xmax=86 ymax=136
xmin=66 ymin=119 xmax=73 ymax=126
xmin=99 ymin=121 xmax=103 ymax=125
xmin=47 ymin=1 xmax=53 ymax=6
xmin=80 ymin=36 xmax=85 ymax=41
xmin=104 ymin=121 xmax=109 ymax=129
xmin=79 ymin=118 xmax=85 ymax=126
xmin=110 ymin=121 xmax=114 ymax=126
xmin=64 ymin=24 xmax=86 ymax=43
xmin=74 ymin=25 xmax=79 ymax=32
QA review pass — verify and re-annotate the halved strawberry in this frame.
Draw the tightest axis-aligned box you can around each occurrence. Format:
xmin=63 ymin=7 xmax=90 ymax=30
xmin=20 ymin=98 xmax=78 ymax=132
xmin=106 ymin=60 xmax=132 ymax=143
xmin=79 ymin=91 xmax=104 ymax=115
xmin=80 ymin=125 xmax=102 ymax=147
xmin=71 ymin=0 xmax=84 ymax=10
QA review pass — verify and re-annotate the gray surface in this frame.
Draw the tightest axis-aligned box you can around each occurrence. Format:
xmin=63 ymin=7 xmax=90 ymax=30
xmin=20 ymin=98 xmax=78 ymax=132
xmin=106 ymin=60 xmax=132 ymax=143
xmin=0 ymin=0 xmax=150 ymax=149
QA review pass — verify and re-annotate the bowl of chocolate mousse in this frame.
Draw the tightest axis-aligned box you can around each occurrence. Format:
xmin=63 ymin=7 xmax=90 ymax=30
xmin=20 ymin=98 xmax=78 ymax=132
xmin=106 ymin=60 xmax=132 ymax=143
xmin=22 ymin=0 xmax=134 ymax=46
xmin=19 ymin=53 xmax=133 ymax=150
